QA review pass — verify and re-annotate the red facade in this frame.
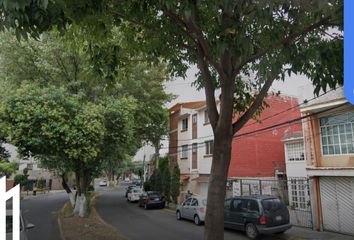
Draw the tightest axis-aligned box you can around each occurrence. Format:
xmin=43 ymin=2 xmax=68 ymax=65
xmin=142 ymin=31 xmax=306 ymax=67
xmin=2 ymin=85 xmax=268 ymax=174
xmin=228 ymin=95 xmax=302 ymax=177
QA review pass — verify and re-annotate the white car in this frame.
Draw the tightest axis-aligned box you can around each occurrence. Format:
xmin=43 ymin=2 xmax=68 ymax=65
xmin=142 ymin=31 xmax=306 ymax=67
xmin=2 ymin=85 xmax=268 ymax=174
xmin=6 ymin=210 xmax=35 ymax=240
xmin=176 ymin=196 xmax=207 ymax=225
xmin=99 ymin=180 xmax=107 ymax=187
xmin=127 ymin=188 xmax=142 ymax=202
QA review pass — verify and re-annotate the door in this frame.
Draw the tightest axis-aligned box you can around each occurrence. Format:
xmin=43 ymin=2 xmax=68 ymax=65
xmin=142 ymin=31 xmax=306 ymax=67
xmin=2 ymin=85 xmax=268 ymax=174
xmin=320 ymin=177 xmax=354 ymax=235
xmin=225 ymin=198 xmax=247 ymax=230
xmin=192 ymin=143 xmax=198 ymax=169
xmin=181 ymin=198 xmax=192 ymax=220
xmin=192 ymin=114 xmax=197 ymax=139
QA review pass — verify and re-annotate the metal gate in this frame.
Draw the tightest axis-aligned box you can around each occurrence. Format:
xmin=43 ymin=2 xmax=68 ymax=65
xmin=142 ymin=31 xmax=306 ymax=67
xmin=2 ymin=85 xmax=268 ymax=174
xmin=320 ymin=177 xmax=354 ymax=235
xmin=227 ymin=178 xmax=313 ymax=228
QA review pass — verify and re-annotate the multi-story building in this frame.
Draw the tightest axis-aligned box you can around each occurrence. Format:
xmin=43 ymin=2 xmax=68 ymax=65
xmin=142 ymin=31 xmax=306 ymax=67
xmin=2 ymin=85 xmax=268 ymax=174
xmin=168 ymin=95 xmax=302 ymax=202
xmin=301 ymin=89 xmax=354 ymax=235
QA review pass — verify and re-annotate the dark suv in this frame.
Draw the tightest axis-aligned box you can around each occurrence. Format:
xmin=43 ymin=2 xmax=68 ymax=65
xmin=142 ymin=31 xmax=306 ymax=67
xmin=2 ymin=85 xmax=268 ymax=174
xmin=138 ymin=191 xmax=165 ymax=209
xmin=224 ymin=195 xmax=291 ymax=239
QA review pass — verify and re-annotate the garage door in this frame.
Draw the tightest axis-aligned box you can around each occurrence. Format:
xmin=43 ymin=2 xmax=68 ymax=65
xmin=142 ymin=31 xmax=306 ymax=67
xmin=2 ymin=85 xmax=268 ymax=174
xmin=320 ymin=177 xmax=354 ymax=235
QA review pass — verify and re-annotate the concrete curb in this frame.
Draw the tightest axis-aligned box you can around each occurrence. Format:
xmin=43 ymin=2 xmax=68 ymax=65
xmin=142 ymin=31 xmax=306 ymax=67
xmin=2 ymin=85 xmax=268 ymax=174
xmin=57 ymin=203 xmax=67 ymax=240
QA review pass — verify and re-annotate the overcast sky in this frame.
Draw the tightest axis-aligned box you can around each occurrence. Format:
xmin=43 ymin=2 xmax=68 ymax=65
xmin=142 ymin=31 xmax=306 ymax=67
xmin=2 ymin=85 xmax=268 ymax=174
xmin=164 ymin=65 xmax=316 ymax=108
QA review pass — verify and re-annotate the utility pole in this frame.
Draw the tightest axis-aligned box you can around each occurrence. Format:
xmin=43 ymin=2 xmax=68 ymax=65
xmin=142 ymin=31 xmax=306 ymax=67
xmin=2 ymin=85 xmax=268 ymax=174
xmin=143 ymin=153 xmax=146 ymax=183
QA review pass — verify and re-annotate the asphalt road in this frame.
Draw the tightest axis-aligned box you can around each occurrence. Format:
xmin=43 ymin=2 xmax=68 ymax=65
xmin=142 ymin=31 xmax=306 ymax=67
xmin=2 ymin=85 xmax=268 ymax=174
xmin=20 ymin=192 xmax=68 ymax=240
xmin=95 ymin=186 xmax=289 ymax=240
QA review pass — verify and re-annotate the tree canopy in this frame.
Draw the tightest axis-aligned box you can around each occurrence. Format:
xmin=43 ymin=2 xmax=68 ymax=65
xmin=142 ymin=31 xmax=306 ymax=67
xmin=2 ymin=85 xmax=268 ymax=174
xmin=0 ymin=0 xmax=343 ymax=237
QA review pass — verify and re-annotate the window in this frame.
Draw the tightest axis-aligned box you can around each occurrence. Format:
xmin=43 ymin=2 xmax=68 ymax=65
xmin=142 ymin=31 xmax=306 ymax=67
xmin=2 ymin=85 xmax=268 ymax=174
xmin=181 ymin=145 xmax=188 ymax=159
xmin=191 ymin=198 xmax=199 ymax=206
xmin=320 ymin=112 xmax=354 ymax=155
xmin=182 ymin=118 xmax=188 ymax=131
xmin=183 ymin=198 xmax=192 ymax=206
xmin=192 ymin=114 xmax=197 ymax=123
xmin=289 ymin=179 xmax=308 ymax=210
xmin=286 ymin=141 xmax=305 ymax=161
xmin=204 ymin=110 xmax=209 ymax=124
xmin=248 ymin=200 xmax=260 ymax=213
xmin=224 ymin=199 xmax=232 ymax=210
xmin=205 ymin=140 xmax=213 ymax=155
xmin=192 ymin=143 xmax=198 ymax=153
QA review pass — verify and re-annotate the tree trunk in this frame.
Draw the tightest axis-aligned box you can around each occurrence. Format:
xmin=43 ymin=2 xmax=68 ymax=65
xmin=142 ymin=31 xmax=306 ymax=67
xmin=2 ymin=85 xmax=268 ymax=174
xmin=204 ymin=132 xmax=233 ymax=240
xmin=61 ymin=173 xmax=75 ymax=207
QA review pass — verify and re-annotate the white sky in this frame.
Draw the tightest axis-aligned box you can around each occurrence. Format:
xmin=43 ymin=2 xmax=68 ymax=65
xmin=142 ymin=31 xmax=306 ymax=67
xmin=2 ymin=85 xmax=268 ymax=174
xmin=164 ymin=65 xmax=316 ymax=108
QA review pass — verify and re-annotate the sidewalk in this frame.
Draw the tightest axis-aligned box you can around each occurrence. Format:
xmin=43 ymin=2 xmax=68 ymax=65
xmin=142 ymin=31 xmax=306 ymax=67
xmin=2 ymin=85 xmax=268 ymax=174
xmin=21 ymin=190 xmax=66 ymax=200
xmin=283 ymin=226 xmax=354 ymax=240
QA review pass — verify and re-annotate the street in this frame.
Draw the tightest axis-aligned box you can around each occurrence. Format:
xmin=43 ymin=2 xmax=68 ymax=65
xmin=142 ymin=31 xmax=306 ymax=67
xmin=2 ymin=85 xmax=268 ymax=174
xmin=20 ymin=192 xmax=68 ymax=240
xmin=96 ymin=186 xmax=288 ymax=240
xmin=16 ymin=187 xmax=354 ymax=240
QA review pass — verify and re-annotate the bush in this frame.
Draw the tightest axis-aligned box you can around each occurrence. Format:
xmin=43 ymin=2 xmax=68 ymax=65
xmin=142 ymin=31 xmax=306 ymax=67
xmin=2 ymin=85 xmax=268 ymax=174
xmin=170 ymin=165 xmax=180 ymax=204
xmin=143 ymin=181 xmax=151 ymax=191
xmin=87 ymin=185 xmax=95 ymax=192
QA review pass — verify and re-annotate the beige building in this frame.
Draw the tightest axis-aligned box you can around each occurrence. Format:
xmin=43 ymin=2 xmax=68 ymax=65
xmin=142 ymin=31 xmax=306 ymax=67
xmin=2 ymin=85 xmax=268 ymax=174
xmin=301 ymin=89 xmax=354 ymax=235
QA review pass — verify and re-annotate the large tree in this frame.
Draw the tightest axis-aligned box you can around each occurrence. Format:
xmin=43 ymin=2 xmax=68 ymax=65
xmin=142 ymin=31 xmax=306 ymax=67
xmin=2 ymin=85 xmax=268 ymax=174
xmin=0 ymin=1 xmax=343 ymax=238
xmin=0 ymin=83 xmax=137 ymax=216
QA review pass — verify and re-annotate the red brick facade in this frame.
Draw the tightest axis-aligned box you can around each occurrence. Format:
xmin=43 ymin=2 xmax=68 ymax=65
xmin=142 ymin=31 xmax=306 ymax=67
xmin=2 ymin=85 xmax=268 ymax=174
xmin=229 ymin=95 xmax=302 ymax=177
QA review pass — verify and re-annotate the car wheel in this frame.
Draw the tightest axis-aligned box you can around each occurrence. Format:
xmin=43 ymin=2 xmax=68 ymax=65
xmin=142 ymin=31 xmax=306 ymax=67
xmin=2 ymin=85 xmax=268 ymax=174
xmin=245 ymin=223 xmax=259 ymax=239
xmin=176 ymin=211 xmax=181 ymax=220
xmin=194 ymin=215 xmax=201 ymax=225
xmin=144 ymin=203 xmax=148 ymax=210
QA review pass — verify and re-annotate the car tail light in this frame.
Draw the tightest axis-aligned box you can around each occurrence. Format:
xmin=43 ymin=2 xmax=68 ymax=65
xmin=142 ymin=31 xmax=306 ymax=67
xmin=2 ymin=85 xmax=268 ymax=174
xmin=198 ymin=207 xmax=205 ymax=213
xmin=259 ymin=215 xmax=267 ymax=225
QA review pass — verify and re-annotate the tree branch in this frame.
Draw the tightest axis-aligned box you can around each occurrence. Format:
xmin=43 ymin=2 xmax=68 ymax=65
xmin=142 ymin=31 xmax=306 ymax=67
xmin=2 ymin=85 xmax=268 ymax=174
xmin=232 ymin=71 xmax=279 ymax=134
xmin=196 ymin=47 xmax=219 ymax=129
xmin=235 ymin=15 xmax=333 ymax=76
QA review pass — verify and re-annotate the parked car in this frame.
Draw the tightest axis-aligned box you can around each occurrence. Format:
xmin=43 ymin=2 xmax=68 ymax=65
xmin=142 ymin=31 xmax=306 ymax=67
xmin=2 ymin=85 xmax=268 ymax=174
xmin=125 ymin=185 xmax=136 ymax=198
xmin=138 ymin=191 xmax=165 ymax=209
xmin=127 ymin=188 xmax=142 ymax=202
xmin=6 ymin=210 xmax=35 ymax=240
xmin=99 ymin=180 xmax=107 ymax=187
xmin=224 ymin=195 xmax=291 ymax=239
xmin=132 ymin=179 xmax=141 ymax=187
xmin=176 ymin=196 xmax=207 ymax=225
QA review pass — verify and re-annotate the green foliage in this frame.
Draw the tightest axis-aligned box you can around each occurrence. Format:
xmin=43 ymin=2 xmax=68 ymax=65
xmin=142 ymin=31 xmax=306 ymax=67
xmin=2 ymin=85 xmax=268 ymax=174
xmin=170 ymin=164 xmax=180 ymax=204
xmin=0 ymin=161 xmax=17 ymax=178
xmin=143 ymin=181 xmax=151 ymax=192
xmin=149 ymin=169 xmax=162 ymax=192
xmin=14 ymin=174 xmax=27 ymax=187
xmin=162 ymin=166 xmax=171 ymax=202
xmin=37 ymin=177 xmax=46 ymax=189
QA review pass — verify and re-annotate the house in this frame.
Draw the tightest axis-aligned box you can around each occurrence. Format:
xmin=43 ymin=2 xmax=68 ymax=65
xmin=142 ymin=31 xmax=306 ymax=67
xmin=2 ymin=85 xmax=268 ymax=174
xmin=168 ymin=95 xmax=302 ymax=202
xmin=2 ymin=143 xmax=63 ymax=190
xmin=301 ymin=88 xmax=354 ymax=235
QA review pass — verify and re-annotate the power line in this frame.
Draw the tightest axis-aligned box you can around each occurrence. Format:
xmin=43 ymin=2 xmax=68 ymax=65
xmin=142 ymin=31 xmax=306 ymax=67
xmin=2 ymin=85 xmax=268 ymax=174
xmin=164 ymin=87 xmax=342 ymax=142
xmin=164 ymin=103 xmax=349 ymax=154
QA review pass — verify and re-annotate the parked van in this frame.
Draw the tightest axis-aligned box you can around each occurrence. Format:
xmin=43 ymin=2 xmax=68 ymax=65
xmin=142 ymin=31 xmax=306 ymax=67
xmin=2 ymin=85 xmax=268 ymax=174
xmin=224 ymin=195 xmax=291 ymax=239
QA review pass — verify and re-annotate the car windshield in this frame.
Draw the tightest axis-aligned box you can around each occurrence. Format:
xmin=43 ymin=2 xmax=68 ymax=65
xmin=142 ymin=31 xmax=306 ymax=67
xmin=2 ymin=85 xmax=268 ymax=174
xmin=133 ymin=189 xmax=141 ymax=193
xmin=261 ymin=198 xmax=285 ymax=212
xmin=149 ymin=194 xmax=160 ymax=199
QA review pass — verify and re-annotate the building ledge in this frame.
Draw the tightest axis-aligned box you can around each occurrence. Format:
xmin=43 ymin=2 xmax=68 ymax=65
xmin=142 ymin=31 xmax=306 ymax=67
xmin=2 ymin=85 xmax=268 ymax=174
xmin=307 ymin=167 xmax=354 ymax=177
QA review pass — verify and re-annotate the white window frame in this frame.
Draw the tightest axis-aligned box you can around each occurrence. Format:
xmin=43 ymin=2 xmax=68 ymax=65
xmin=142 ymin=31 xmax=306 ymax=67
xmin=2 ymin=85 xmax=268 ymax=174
xmin=181 ymin=145 xmax=188 ymax=159
xmin=204 ymin=110 xmax=209 ymax=124
xmin=289 ymin=179 xmax=308 ymax=210
xmin=182 ymin=118 xmax=188 ymax=131
xmin=205 ymin=140 xmax=213 ymax=155
xmin=319 ymin=112 xmax=354 ymax=156
xmin=286 ymin=141 xmax=305 ymax=161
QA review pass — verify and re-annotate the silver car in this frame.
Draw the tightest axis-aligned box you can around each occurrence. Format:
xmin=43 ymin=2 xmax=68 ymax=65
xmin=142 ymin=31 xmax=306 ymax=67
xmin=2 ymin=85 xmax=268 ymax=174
xmin=176 ymin=196 xmax=207 ymax=225
xmin=6 ymin=210 xmax=35 ymax=240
